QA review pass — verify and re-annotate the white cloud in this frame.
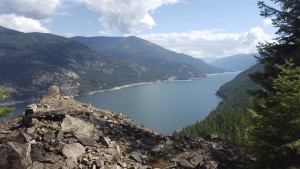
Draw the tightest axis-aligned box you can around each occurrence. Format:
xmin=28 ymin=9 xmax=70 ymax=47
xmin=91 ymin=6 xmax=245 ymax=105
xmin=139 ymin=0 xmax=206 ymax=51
xmin=139 ymin=27 xmax=273 ymax=58
xmin=0 ymin=0 xmax=61 ymax=20
xmin=0 ymin=0 xmax=62 ymax=33
xmin=78 ymin=0 xmax=179 ymax=35
xmin=0 ymin=14 xmax=49 ymax=33
xmin=263 ymin=18 xmax=272 ymax=26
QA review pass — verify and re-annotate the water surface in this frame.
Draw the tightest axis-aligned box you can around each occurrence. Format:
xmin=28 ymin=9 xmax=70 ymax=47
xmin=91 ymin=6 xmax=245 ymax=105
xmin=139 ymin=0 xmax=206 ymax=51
xmin=2 ymin=72 xmax=239 ymax=134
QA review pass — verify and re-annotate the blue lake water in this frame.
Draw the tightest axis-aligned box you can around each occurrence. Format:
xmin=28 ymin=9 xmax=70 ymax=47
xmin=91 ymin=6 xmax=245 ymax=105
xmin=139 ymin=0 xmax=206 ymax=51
xmin=2 ymin=72 xmax=239 ymax=134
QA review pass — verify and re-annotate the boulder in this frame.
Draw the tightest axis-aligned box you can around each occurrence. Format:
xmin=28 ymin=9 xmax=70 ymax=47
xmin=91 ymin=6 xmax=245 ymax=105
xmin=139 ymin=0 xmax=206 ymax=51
xmin=0 ymin=142 xmax=32 ymax=169
xmin=41 ymin=85 xmax=60 ymax=101
xmin=62 ymin=143 xmax=85 ymax=160
xmin=61 ymin=115 xmax=101 ymax=140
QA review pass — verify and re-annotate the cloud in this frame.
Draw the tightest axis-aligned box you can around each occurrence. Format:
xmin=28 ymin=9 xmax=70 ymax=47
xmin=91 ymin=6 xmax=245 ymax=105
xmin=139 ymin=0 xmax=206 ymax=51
xmin=0 ymin=0 xmax=61 ymax=33
xmin=79 ymin=0 xmax=179 ymax=35
xmin=0 ymin=14 xmax=49 ymax=33
xmin=263 ymin=18 xmax=272 ymax=26
xmin=139 ymin=27 xmax=273 ymax=58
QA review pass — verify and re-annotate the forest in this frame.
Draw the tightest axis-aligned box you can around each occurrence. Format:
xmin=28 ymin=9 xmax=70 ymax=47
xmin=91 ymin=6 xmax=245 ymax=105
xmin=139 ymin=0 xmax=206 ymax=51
xmin=175 ymin=0 xmax=300 ymax=168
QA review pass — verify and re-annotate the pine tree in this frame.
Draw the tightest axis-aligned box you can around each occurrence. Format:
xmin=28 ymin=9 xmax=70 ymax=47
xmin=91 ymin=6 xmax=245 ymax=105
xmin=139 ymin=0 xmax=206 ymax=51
xmin=0 ymin=89 xmax=14 ymax=117
xmin=248 ymin=0 xmax=300 ymax=168
xmin=249 ymin=61 xmax=300 ymax=168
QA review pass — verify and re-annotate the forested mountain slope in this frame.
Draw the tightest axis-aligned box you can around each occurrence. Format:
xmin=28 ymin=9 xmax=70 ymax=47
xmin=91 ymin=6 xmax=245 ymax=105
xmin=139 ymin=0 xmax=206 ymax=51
xmin=0 ymin=26 xmax=203 ymax=103
xmin=72 ymin=36 xmax=225 ymax=74
xmin=174 ymin=63 xmax=263 ymax=142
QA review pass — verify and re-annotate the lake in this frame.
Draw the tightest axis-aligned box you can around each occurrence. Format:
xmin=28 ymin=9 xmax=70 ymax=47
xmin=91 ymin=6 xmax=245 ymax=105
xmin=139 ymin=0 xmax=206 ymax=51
xmin=2 ymin=72 xmax=239 ymax=134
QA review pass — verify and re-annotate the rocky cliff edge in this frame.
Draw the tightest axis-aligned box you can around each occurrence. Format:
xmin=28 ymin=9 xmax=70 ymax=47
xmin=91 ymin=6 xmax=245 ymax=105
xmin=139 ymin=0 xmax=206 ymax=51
xmin=0 ymin=86 xmax=252 ymax=169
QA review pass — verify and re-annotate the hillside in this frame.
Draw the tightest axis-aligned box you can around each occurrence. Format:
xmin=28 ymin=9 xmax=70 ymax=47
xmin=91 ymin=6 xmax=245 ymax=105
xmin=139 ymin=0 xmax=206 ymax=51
xmin=0 ymin=26 xmax=203 ymax=103
xmin=210 ymin=53 xmax=258 ymax=71
xmin=72 ymin=36 xmax=225 ymax=74
xmin=174 ymin=63 xmax=263 ymax=142
xmin=0 ymin=86 xmax=252 ymax=169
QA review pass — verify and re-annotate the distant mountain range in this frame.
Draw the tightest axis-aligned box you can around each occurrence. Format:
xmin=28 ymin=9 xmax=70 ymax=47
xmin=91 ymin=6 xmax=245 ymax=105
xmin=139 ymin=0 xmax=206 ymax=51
xmin=0 ymin=26 xmax=224 ymax=103
xmin=209 ymin=53 xmax=258 ymax=71
xmin=71 ymin=36 xmax=225 ymax=74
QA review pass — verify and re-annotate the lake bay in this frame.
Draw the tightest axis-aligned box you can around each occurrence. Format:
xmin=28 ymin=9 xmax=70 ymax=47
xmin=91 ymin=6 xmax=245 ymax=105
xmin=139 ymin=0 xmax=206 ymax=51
xmin=4 ymin=72 xmax=239 ymax=134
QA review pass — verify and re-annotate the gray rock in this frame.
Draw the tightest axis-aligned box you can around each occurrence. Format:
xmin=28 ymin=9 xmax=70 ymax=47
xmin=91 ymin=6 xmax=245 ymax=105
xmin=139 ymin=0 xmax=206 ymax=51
xmin=22 ymin=115 xmax=33 ymax=127
xmin=30 ymin=143 xmax=45 ymax=161
xmin=56 ymin=130 xmax=64 ymax=140
xmin=0 ymin=142 xmax=32 ymax=169
xmin=77 ymin=137 xmax=94 ymax=146
xmin=63 ymin=158 xmax=77 ymax=169
xmin=130 ymin=151 xmax=143 ymax=163
xmin=150 ymin=144 xmax=164 ymax=154
xmin=41 ymin=85 xmax=60 ymax=101
xmin=43 ymin=130 xmax=56 ymax=141
xmin=99 ymin=135 xmax=111 ymax=147
xmin=190 ymin=155 xmax=204 ymax=166
xmin=100 ymin=164 xmax=122 ymax=169
xmin=199 ymin=161 xmax=218 ymax=169
xmin=61 ymin=115 xmax=100 ymax=140
xmin=27 ymin=161 xmax=44 ymax=169
xmin=40 ymin=153 xmax=61 ymax=163
xmin=177 ymin=159 xmax=194 ymax=169
xmin=20 ymin=133 xmax=32 ymax=142
xmin=62 ymin=143 xmax=85 ymax=160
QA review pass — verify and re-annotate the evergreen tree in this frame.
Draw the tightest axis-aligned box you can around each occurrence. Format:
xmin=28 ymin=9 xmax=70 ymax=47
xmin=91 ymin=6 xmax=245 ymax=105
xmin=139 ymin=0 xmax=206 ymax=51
xmin=249 ymin=61 xmax=300 ymax=168
xmin=0 ymin=89 xmax=14 ymax=117
xmin=249 ymin=0 xmax=300 ymax=168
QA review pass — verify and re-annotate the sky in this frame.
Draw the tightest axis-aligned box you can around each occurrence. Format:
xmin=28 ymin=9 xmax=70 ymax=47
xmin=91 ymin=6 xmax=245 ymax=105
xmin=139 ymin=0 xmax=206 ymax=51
xmin=0 ymin=0 xmax=277 ymax=58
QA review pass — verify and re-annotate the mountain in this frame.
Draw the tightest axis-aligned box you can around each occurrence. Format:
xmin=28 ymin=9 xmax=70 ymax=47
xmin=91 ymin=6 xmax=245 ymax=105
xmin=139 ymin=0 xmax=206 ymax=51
xmin=71 ymin=36 xmax=225 ymax=74
xmin=0 ymin=26 xmax=203 ymax=103
xmin=0 ymin=86 xmax=252 ymax=169
xmin=201 ymin=57 xmax=218 ymax=63
xmin=175 ymin=63 xmax=263 ymax=142
xmin=210 ymin=53 xmax=258 ymax=71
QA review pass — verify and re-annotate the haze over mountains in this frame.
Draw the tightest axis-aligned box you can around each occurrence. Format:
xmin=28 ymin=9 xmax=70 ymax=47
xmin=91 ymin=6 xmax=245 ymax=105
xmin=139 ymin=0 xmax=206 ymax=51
xmin=0 ymin=26 xmax=225 ymax=103
xmin=209 ymin=53 xmax=258 ymax=71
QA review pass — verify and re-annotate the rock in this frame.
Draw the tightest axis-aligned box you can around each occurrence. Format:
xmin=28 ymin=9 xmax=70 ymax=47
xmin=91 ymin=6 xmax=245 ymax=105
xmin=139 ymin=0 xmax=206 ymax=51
xmin=0 ymin=142 xmax=32 ymax=169
xmin=22 ymin=115 xmax=33 ymax=127
xmin=205 ymin=134 xmax=218 ymax=140
xmin=63 ymin=158 xmax=77 ymax=169
xmin=61 ymin=115 xmax=100 ymax=140
xmin=62 ymin=143 xmax=85 ymax=160
xmin=130 ymin=151 xmax=143 ymax=163
xmin=177 ymin=159 xmax=195 ymax=169
xmin=199 ymin=161 xmax=218 ymax=169
xmin=41 ymin=85 xmax=60 ymax=101
xmin=77 ymin=137 xmax=94 ymax=146
xmin=27 ymin=161 xmax=44 ymax=169
xmin=0 ymin=130 xmax=10 ymax=134
xmin=211 ymin=149 xmax=233 ymax=168
xmin=190 ymin=155 xmax=204 ymax=166
xmin=99 ymin=135 xmax=111 ymax=147
xmin=30 ymin=143 xmax=45 ymax=161
xmin=25 ymin=104 xmax=37 ymax=116
xmin=100 ymin=164 xmax=122 ymax=169
xmin=56 ymin=130 xmax=64 ymax=140
xmin=150 ymin=144 xmax=164 ymax=154
xmin=43 ymin=130 xmax=56 ymax=141
xmin=40 ymin=153 xmax=61 ymax=163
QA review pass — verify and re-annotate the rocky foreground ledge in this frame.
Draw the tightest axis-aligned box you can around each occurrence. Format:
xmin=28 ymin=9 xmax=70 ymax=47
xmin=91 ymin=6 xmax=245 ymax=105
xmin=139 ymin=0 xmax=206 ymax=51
xmin=0 ymin=86 xmax=252 ymax=169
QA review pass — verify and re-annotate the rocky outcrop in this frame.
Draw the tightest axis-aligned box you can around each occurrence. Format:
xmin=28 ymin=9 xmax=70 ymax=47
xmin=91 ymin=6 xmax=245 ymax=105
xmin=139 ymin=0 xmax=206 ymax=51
xmin=0 ymin=86 xmax=252 ymax=169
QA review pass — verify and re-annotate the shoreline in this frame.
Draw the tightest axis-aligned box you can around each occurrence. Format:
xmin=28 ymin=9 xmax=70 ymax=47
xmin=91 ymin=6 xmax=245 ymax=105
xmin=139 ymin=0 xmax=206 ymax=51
xmin=1 ymin=72 xmax=238 ymax=106
xmin=86 ymin=77 xmax=204 ymax=95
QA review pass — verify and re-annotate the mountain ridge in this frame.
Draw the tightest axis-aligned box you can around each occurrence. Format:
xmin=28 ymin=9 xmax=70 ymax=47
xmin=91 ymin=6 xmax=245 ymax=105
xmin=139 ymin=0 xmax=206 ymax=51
xmin=72 ymin=36 xmax=225 ymax=74
xmin=210 ymin=53 xmax=258 ymax=71
xmin=0 ymin=26 xmax=204 ymax=103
